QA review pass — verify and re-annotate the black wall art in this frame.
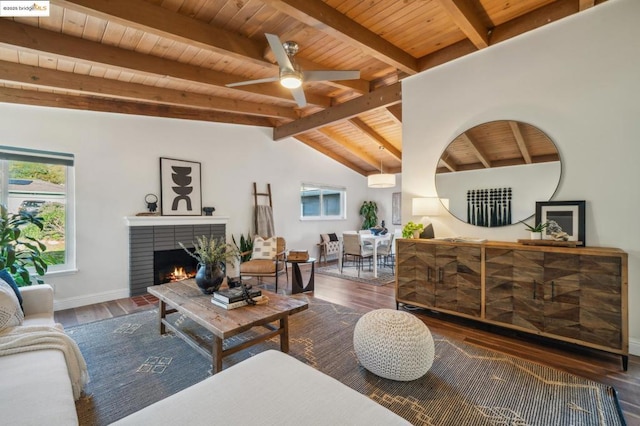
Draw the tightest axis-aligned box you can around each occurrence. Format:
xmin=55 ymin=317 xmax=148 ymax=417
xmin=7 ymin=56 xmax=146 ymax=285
xmin=160 ymin=157 xmax=202 ymax=216
xmin=536 ymin=200 xmax=585 ymax=244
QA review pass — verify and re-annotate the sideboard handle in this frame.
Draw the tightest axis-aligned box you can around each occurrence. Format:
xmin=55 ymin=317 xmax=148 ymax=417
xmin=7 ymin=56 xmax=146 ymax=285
xmin=533 ymin=280 xmax=537 ymax=300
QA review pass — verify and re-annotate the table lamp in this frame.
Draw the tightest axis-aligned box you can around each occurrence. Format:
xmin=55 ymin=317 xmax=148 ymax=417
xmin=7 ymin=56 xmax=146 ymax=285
xmin=412 ymin=197 xmax=443 ymax=239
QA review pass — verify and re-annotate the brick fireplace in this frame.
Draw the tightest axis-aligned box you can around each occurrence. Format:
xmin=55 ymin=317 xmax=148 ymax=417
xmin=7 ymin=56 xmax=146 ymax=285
xmin=125 ymin=216 xmax=228 ymax=296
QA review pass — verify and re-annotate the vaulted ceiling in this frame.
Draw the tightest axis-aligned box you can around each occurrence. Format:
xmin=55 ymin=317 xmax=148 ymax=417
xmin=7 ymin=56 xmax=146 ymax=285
xmin=0 ymin=0 xmax=604 ymax=176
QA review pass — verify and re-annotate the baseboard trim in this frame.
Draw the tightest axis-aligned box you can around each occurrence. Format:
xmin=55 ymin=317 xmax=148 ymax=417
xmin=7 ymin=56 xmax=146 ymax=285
xmin=629 ymin=338 xmax=640 ymax=357
xmin=54 ymin=289 xmax=130 ymax=311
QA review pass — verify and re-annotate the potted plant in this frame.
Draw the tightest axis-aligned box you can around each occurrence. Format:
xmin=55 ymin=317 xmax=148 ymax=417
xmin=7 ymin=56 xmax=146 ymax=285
xmin=359 ymin=201 xmax=378 ymax=230
xmin=520 ymin=220 xmax=549 ymax=240
xmin=402 ymin=221 xmax=424 ymax=239
xmin=0 ymin=205 xmax=48 ymax=285
xmin=179 ymin=235 xmax=239 ymax=294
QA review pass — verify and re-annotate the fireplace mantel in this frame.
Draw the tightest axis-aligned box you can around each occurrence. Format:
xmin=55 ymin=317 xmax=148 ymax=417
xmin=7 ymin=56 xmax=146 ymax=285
xmin=125 ymin=215 xmax=229 ymax=227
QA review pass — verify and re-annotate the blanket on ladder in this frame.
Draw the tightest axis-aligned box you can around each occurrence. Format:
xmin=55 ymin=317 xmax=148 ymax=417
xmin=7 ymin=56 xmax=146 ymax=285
xmin=0 ymin=324 xmax=89 ymax=399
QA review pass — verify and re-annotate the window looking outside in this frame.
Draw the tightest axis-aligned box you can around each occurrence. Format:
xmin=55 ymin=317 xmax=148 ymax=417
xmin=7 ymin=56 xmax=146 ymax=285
xmin=300 ymin=183 xmax=346 ymax=220
xmin=0 ymin=146 xmax=75 ymax=279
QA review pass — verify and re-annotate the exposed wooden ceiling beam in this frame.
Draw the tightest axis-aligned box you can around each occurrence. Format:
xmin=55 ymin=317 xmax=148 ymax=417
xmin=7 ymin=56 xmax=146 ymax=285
xmin=295 ymin=134 xmax=369 ymax=175
xmin=386 ymin=104 xmax=402 ymax=124
xmin=52 ymin=0 xmax=268 ymax=66
xmin=273 ymin=82 xmax=401 ymax=140
xmin=460 ymin=133 xmax=491 ymax=168
xmin=436 ymin=0 xmax=489 ymax=49
xmin=348 ymin=118 xmax=402 ymax=161
xmin=0 ymin=61 xmax=298 ymax=119
xmin=0 ymin=20 xmax=332 ymax=108
xmin=439 ymin=157 xmax=457 ymax=173
xmin=317 ymin=127 xmax=380 ymax=169
xmin=418 ymin=0 xmax=580 ymax=72
xmin=261 ymin=0 xmax=419 ymax=75
xmin=52 ymin=0 xmax=369 ymax=94
xmin=509 ymin=121 xmax=532 ymax=164
xmin=0 ymin=87 xmax=273 ymax=126
xmin=490 ymin=0 xmax=579 ymax=45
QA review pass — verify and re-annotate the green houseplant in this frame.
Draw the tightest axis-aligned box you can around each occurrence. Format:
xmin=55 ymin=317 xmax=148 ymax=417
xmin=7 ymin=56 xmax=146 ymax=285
xmin=520 ymin=220 xmax=549 ymax=239
xmin=232 ymin=232 xmax=253 ymax=262
xmin=0 ymin=205 xmax=48 ymax=285
xmin=359 ymin=201 xmax=378 ymax=230
xmin=402 ymin=221 xmax=424 ymax=239
xmin=179 ymin=235 xmax=239 ymax=294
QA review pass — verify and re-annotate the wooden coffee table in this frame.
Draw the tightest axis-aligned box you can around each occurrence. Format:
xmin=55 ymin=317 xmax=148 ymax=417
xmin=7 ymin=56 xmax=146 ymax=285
xmin=148 ymin=279 xmax=308 ymax=373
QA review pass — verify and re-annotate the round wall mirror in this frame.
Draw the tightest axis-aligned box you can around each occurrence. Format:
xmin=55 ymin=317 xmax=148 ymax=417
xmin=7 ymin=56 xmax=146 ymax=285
xmin=435 ymin=120 xmax=561 ymax=227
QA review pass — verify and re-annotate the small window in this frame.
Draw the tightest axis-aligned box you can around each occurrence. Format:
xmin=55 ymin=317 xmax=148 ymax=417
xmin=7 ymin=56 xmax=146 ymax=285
xmin=0 ymin=146 xmax=75 ymax=277
xmin=300 ymin=183 xmax=346 ymax=220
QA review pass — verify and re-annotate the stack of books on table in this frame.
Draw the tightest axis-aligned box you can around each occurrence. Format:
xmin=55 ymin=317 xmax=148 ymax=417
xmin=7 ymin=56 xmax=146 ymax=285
xmin=211 ymin=286 xmax=262 ymax=310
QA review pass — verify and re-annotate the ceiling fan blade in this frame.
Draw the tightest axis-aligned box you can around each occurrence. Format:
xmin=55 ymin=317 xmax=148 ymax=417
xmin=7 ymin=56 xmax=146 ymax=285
xmin=303 ymin=70 xmax=360 ymax=82
xmin=290 ymin=87 xmax=307 ymax=108
xmin=225 ymin=77 xmax=280 ymax=88
xmin=265 ymin=33 xmax=294 ymax=71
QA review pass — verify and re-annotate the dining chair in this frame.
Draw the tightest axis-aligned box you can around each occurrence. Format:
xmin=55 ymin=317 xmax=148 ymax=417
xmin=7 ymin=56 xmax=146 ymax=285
xmin=341 ymin=233 xmax=373 ymax=277
xmin=376 ymin=234 xmax=395 ymax=273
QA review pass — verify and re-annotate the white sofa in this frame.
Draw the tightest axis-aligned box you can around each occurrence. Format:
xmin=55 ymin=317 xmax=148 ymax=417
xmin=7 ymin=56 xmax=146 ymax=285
xmin=113 ymin=349 xmax=410 ymax=425
xmin=0 ymin=284 xmax=79 ymax=425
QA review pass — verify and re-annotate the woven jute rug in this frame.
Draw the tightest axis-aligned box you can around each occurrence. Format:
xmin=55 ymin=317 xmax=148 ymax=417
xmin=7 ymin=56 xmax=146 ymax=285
xmin=69 ymin=297 xmax=625 ymax=425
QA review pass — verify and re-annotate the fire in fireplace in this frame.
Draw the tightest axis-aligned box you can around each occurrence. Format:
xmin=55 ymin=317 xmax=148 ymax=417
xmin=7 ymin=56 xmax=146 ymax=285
xmin=153 ymin=248 xmax=199 ymax=285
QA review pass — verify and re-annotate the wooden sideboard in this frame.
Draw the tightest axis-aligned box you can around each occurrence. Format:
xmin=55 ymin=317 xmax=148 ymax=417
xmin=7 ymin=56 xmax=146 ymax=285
xmin=396 ymin=239 xmax=629 ymax=369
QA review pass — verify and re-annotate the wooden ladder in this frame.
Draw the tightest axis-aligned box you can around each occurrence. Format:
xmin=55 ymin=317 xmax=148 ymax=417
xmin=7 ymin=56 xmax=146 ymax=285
xmin=253 ymin=182 xmax=272 ymax=233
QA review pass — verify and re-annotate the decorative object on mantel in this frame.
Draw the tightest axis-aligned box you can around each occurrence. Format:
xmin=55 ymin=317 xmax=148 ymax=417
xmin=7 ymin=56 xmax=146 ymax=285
xmin=202 ymin=207 xmax=215 ymax=216
xmin=144 ymin=193 xmax=158 ymax=213
xmin=160 ymin=157 xmax=202 ymax=216
xmin=535 ymin=200 xmax=586 ymax=245
xmin=179 ymin=235 xmax=239 ymax=294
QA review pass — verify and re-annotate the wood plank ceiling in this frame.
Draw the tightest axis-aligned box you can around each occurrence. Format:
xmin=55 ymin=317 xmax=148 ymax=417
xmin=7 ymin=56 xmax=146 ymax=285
xmin=0 ymin=0 xmax=603 ymax=176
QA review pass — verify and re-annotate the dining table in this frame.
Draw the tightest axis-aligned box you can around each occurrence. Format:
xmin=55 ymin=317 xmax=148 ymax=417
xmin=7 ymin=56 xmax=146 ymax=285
xmin=359 ymin=233 xmax=392 ymax=278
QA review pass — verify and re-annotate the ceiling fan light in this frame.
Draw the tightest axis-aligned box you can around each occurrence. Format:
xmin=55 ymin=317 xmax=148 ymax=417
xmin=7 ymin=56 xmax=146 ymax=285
xmin=280 ymin=70 xmax=302 ymax=88
xmin=368 ymin=173 xmax=396 ymax=188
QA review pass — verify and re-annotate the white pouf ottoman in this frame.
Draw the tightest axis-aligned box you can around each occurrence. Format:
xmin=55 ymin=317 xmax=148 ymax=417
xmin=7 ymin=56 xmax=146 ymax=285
xmin=353 ymin=309 xmax=434 ymax=381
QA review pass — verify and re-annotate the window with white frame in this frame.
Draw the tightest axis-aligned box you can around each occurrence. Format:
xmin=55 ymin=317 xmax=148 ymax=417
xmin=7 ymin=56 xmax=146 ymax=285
xmin=0 ymin=146 xmax=75 ymax=278
xmin=300 ymin=183 xmax=346 ymax=220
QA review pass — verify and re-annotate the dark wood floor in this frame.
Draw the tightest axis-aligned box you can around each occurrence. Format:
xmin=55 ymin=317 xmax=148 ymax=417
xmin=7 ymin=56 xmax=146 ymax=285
xmin=55 ymin=264 xmax=640 ymax=424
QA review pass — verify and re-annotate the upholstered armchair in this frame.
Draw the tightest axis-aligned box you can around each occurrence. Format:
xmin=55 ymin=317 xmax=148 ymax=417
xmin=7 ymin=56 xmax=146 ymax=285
xmin=239 ymin=236 xmax=288 ymax=292
xmin=318 ymin=233 xmax=341 ymax=265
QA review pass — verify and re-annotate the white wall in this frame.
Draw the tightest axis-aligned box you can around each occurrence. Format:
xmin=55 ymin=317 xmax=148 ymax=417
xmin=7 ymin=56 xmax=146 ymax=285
xmin=0 ymin=103 xmax=397 ymax=309
xmin=402 ymin=0 xmax=640 ymax=355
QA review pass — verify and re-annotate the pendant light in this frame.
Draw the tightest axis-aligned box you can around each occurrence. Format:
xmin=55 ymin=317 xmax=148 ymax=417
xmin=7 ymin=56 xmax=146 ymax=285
xmin=368 ymin=147 xmax=396 ymax=188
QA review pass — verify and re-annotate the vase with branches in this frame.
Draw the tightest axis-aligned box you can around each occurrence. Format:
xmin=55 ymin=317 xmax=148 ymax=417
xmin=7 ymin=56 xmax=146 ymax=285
xmin=179 ymin=235 xmax=239 ymax=294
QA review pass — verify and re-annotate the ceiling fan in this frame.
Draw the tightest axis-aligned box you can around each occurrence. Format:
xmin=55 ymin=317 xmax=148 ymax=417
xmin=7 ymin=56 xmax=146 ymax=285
xmin=225 ymin=33 xmax=360 ymax=108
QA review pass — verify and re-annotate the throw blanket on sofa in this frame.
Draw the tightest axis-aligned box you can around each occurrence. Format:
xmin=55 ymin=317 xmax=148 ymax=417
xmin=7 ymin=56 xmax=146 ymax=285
xmin=0 ymin=324 xmax=89 ymax=399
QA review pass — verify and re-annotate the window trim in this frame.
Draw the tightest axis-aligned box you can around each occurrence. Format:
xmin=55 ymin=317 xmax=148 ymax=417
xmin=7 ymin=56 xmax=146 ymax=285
xmin=300 ymin=183 xmax=347 ymax=221
xmin=0 ymin=146 xmax=76 ymax=275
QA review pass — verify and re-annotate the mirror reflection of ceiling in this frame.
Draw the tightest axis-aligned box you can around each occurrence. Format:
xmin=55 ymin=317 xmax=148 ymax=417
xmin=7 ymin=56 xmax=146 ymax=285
xmin=436 ymin=121 xmax=560 ymax=174
xmin=435 ymin=121 xmax=561 ymax=227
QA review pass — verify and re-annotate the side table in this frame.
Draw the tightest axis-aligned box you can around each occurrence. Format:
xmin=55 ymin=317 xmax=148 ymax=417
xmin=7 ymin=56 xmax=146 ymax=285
xmin=287 ymin=257 xmax=316 ymax=294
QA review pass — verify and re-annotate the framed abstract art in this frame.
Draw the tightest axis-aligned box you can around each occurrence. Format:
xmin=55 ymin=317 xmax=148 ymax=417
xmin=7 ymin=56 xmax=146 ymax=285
xmin=535 ymin=200 xmax=585 ymax=244
xmin=160 ymin=157 xmax=202 ymax=216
